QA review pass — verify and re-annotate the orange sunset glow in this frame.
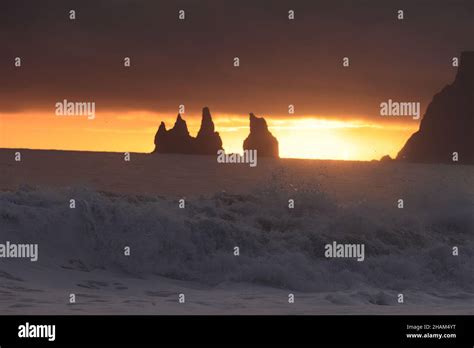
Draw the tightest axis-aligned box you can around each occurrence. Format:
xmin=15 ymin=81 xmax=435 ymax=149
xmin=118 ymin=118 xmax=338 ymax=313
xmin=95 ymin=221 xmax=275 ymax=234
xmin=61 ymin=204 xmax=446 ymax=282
xmin=0 ymin=111 xmax=417 ymax=161
xmin=1 ymin=0 xmax=470 ymax=164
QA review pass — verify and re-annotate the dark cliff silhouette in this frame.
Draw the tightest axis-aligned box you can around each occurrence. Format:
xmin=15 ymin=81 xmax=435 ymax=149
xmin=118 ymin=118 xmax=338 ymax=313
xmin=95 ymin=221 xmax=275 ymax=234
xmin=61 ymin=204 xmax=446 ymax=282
xmin=153 ymin=114 xmax=193 ymax=154
xmin=397 ymin=51 xmax=474 ymax=164
xmin=194 ymin=107 xmax=223 ymax=154
xmin=153 ymin=107 xmax=223 ymax=154
xmin=243 ymin=113 xmax=279 ymax=157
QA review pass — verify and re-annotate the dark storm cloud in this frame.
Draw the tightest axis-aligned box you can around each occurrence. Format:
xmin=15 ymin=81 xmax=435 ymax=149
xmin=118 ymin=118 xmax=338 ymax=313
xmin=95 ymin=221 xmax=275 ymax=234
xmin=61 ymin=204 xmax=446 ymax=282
xmin=0 ymin=0 xmax=473 ymax=118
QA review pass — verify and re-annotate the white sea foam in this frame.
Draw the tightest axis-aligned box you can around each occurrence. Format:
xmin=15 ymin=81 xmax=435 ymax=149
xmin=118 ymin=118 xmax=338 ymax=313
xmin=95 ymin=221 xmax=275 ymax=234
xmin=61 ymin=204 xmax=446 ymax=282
xmin=1 ymin=174 xmax=472 ymax=297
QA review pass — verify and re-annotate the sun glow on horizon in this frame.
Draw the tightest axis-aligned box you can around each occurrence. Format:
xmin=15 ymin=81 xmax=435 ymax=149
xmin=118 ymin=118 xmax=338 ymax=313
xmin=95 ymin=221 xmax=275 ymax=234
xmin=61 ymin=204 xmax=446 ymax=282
xmin=0 ymin=111 xmax=418 ymax=161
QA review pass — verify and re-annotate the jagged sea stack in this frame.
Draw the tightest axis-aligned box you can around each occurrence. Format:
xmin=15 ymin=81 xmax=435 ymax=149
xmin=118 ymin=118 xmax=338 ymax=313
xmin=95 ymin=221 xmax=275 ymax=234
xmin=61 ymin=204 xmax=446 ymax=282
xmin=243 ymin=113 xmax=279 ymax=157
xmin=153 ymin=107 xmax=223 ymax=155
xmin=194 ymin=107 xmax=223 ymax=154
xmin=153 ymin=114 xmax=194 ymax=154
xmin=397 ymin=51 xmax=474 ymax=164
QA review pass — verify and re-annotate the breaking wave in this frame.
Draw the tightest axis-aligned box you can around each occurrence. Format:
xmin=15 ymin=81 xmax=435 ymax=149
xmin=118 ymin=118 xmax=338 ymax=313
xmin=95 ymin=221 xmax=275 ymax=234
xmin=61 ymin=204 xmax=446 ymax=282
xmin=1 ymin=173 xmax=473 ymax=293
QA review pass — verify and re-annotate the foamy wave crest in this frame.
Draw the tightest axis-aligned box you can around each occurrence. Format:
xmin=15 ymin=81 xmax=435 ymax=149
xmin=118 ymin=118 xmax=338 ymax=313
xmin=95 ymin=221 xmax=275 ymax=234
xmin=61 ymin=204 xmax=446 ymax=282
xmin=1 ymin=179 xmax=473 ymax=293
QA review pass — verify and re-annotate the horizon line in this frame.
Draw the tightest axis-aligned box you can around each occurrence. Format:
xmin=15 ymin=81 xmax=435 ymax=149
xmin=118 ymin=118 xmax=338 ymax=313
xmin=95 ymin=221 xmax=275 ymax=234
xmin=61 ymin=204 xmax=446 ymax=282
xmin=0 ymin=146 xmax=378 ymax=162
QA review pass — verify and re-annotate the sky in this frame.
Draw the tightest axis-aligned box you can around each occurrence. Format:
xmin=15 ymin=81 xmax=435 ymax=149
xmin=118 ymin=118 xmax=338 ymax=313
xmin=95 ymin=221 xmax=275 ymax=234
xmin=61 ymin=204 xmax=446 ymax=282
xmin=0 ymin=0 xmax=473 ymax=160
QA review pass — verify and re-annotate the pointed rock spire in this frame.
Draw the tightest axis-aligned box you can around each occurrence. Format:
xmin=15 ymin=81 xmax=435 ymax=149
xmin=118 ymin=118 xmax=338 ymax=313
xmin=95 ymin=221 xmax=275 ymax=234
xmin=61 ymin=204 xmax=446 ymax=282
xmin=154 ymin=122 xmax=167 ymax=149
xmin=197 ymin=107 xmax=215 ymax=136
xmin=195 ymin=107 xmax=223 ymax=154
xmin=153 ymin=107 xmax=223 ymax=155
xmin=153 ymin=113 xmax=193 ymax=154
xmin=243 ymin=113 xmax=279 ymax=157
xmin=172 ymin=113 xmax=190 ymax=136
